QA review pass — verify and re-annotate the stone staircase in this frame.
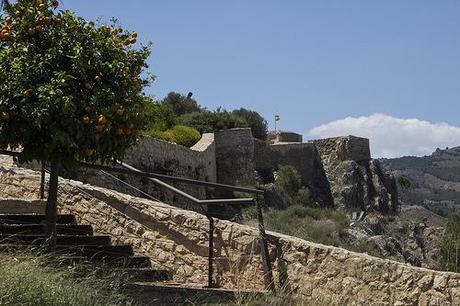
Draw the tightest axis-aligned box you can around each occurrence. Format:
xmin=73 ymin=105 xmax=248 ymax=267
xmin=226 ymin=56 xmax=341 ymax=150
xmin=0 ymin=211 xmax=264 ymax=305
xmin=0 ymin=213 xmax=172 ymax=283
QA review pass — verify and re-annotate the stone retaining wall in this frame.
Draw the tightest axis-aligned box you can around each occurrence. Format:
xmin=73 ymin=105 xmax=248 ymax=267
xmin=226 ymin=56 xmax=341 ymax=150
xmin=78 ymin=135 xmax=216 ymax=213
xmin=0 ymin=165 xmax=458 ymax=305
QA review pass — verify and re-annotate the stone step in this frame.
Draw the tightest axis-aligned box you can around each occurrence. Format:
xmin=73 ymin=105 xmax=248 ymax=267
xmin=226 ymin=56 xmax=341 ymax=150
xmin=54 ymin=256 xmax=153 ymax=269
xmin=0 ymin=224 xmax=93 ymax=236
xmin=126 ymin=282 xmax=268 ymax=305
xmin=0 ymin=214 xmax=76 ymax=225
xmin=0 ymin=234 xmax=111 ymax=246
xmin=0 ymin=244 xmax=134 ymax=257
xmin=117 ymin=268 xmax=172 ymax=282
xmin=54 ymin=244 xmax=134 ymax=257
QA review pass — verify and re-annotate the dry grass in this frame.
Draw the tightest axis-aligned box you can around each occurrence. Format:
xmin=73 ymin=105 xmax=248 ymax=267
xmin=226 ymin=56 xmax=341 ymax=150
xmin=0 ymin=251 xmax=136 ymax=306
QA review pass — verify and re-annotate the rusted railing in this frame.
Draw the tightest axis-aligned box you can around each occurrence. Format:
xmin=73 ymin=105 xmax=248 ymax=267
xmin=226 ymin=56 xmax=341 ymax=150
xmin=81 ymin=162 xmax=276 ymax=292
xmin=0 ymin=149 xmax=275 ymax=292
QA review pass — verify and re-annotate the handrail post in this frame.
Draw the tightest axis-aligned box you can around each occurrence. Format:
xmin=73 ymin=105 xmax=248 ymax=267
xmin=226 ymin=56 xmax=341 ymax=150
xmin=40 ymin=162 xmax=46 ymax=199
xmin=255 ymin=198 xmax=275 ymax=293
xmin=207 ymin=214 xmax=215 ymax=288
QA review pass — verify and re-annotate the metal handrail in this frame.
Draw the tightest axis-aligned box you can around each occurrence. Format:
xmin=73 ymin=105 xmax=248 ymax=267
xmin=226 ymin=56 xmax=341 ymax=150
xmin=116 ymin=162 xmax=274 ymax=291
xmin=80 ymin=161 xmax=265 ymax=195
xmin=0 ymin=150 xmax=274 ymax=292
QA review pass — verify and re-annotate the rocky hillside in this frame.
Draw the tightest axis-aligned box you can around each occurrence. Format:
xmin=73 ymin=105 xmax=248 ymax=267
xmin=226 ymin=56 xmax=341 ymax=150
xmin=314 ymin=137 xmax=398 ymax=214
xmin=380 ymin=146 xmax=460 ymax=215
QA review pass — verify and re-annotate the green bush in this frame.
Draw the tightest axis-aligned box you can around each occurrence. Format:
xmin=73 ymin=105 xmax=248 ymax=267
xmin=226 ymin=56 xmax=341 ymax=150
xmin=231 ymin=108 xmax=268 ymax=140
xmin=294 ymin=187 xmax=315 ymax=207
xmin=177 ymin=109 xmax=246 ymax=134
xmin=274 ymin=165 xmax=302 ymax=199
xmin=177 ymin=107 xmax=268 ymax=140
xmin=0 ymin=253 xmax=135 ymax=306
xmin=264 ymin=205 xmax=345 ymax=246
xmin=142 ymin=99 xmax=176 ymax=132
xmin=168 ymin=125 xmax=201 ymax=147
xmin=273 ymin=165 xmax=316 ymax=207
xmin=398 ymin=176 xmax=412 ymax=190
xmin=144 ymin=125 xmax=201 ymax=147
xmin=160 ymin=92 xmax=203 ymax=116
xmin=439 ymin=214 xmax=460 ymax=272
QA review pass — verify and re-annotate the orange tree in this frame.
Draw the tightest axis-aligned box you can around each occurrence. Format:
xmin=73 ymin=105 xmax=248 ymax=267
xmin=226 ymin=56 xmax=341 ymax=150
xmin=0 ymin=0 xmax=152 ymax=247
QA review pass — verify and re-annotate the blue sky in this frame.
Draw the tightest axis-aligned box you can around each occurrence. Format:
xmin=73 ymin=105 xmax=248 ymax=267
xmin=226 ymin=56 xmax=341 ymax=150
xmin=62 ymin=1 xmax=460 ymax=157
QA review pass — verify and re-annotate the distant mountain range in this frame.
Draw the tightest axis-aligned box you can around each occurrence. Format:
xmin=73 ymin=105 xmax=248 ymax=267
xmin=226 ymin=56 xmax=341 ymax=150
xmin=380 ymin=146 xmax=460 ymax=216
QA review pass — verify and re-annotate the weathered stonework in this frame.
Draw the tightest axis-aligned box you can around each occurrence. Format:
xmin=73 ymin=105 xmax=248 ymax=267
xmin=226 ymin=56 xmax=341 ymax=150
xmin=0 ymin=164 xmax=458 ymax=305
xmin=214 ymin=128 xmax=256 ymax=187
xmin=313 ymin=136 xmax=398 ymax=213
xmin=25 ymin=130 xmax=396 ymax=214
xmin=267 ymin=131 xmax=303 ymax=144
xmin=254 ymin=140 xmax=334 ymax=207
xmin=70 ymin=135 xmax=216 ymax=213
xmin=313 ymin=136 xmax=371 ymax=164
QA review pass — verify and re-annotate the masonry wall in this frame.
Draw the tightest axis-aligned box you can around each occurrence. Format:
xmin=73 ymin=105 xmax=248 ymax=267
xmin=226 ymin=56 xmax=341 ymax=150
xmin=0 ymin=166 xmax=458 ymax=306
xmin=313 ymin=136 xmax=371 ymax=164
xmin=80 ymin=134 xmax=216 ymax=213
xmin=214 ymin=128 xmax=256 ymax=187
xmin=254 ymin=140 xmax=334 ymax=207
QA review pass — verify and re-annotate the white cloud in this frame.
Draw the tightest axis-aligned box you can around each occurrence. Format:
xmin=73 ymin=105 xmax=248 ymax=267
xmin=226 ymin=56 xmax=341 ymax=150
xmin=305 ymin=113 xmax=460 ymax=158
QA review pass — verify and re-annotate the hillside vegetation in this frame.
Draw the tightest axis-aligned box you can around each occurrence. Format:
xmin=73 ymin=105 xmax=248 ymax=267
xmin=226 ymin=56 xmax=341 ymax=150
xmin=381 ymin=146 xmax=460 ymax=215
xmin=142 ymin=92 xmax=268 ymax=147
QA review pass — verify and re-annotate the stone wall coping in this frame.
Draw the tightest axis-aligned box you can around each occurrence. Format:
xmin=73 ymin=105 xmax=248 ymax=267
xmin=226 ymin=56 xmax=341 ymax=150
xmin=191 ymin=133 xmax=215 ymax=152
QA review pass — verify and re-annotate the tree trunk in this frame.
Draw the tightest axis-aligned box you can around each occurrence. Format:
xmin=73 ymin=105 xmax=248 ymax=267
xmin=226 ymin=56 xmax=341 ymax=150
xmin=45 ymin=160 xmax=59 ymax=251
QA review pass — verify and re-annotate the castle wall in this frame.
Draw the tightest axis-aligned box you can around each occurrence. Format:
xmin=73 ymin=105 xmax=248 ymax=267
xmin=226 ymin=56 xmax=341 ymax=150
xmin=254 ymin=140 xmax=334 ymax=207
xmin=214 ymin=128 xmax=256 ymax=187
xmin=313 ymin=135 xmax=371 ymax=165
xmin=79 ymin=135 xmax=216 ymax=213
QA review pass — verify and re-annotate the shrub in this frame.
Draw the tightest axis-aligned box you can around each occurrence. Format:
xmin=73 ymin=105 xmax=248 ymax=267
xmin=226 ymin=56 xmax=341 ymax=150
xmin=294 ymin=187 xmax=316 ymax=207
xmin=231 ymin=108 xmax=268 ymax=140
xmin=168 ymin=125 xmax=201 ymax=147
xmin=398 ymin=176 xmax=412 ymax=190
xmin=264 ymin=205 xmax=342 ymax=246
xmin=177 ymin=107 xmax=268 ymax=140
xmin=177 ymin=109 xmax=246 ymax=134
xmin=273 ymin=165 xmax=316 ymax=207
xmin=274 ymin=165 xmax=302 ymax=202
xmin=142 ymin=99 xmax=176 ymax=132
xmin=439 ymin=213 xmax=460 ymax=272
xmin=145 ymin=125 xmax=201 ymax=147
xmin=160 ymin=91 xmax=203 ymax=116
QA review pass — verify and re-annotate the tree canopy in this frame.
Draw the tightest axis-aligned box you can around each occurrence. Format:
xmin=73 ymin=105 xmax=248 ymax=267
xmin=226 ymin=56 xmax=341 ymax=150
xmin=145 ymin=91 xmax=268 ymax=141
xmin=0 ymin=0 xmax=152 ymax=167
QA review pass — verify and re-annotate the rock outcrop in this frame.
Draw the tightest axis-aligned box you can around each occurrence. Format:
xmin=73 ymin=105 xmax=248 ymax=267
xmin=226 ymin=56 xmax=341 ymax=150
xmin=314 ymin=136 xmax=398 ymax=213
xmin=340 ymin=206 xmax=445 ymax=269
